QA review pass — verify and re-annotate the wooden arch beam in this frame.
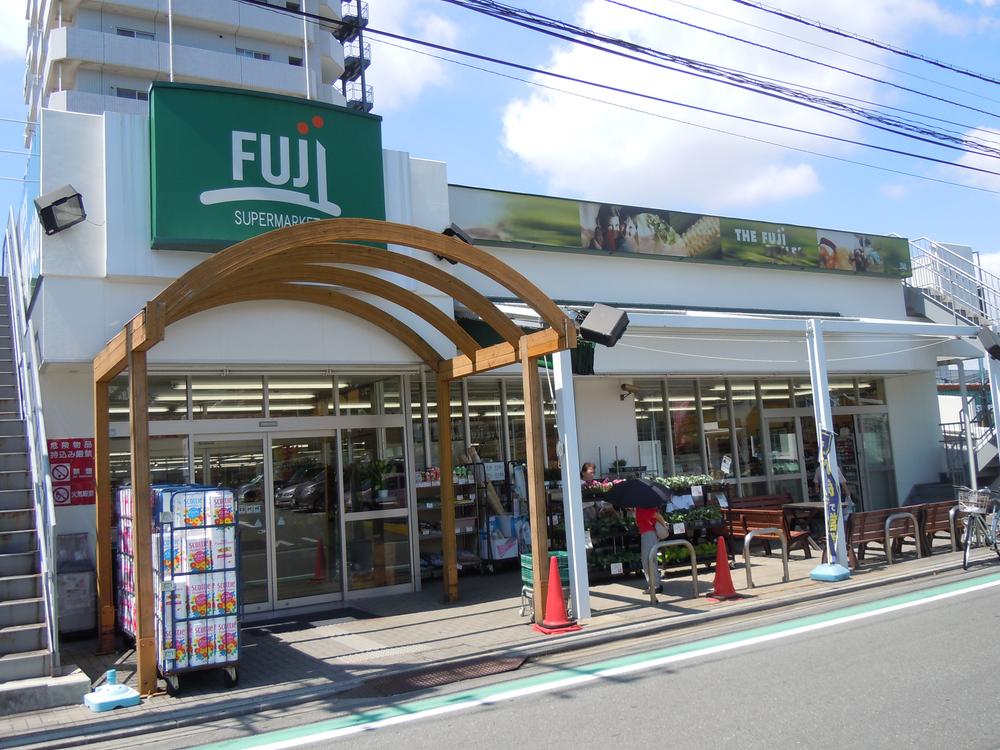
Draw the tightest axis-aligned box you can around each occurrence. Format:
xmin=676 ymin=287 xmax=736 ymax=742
xmin=176 ymin=283 xmax=444 ymax=372
xmin=176 ymin=262 xmax=481 ymax=359
xmin=152 ymin=219 xmax=574 ymax=343
xmin=258 ymin=243 xmax=524 ymax=345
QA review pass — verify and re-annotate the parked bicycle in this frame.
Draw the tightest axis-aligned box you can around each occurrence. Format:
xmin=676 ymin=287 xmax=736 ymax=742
xmin=956 ymin=487 xmax=1000 ymax=570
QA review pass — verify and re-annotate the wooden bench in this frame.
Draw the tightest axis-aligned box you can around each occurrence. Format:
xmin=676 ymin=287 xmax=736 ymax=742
xmin=848 ymin=508 xmax=922 ymax=566
xmin=726 ymin=494 xmax=791 ymax=511
xmin=914 ymin=501 xmax=958 ymax=554
xmin=725 ymin=508 xmax=812 ymax=559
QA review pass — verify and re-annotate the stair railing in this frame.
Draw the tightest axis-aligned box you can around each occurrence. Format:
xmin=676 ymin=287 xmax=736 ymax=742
xmin=908 ymin=238 xmax=1000 ymax=325
xmin=3 ymin=209 xmax=59 ymax=674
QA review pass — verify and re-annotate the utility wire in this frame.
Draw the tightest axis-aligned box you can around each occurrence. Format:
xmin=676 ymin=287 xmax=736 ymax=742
xmin=607 ymin=0 xmax=1000 ymax=143
xmin=729 ymin=0 xmax=1000 ymax=88
xmin=662 ymin=0 xmax=1000 ymax=108
xmin=442 ymin=0 xmax=1000 ymax=159
xmin=233 ymin=0 xmax=1000 ymax=181
xmin=371 ymin=35 xmax=1000 ymax=196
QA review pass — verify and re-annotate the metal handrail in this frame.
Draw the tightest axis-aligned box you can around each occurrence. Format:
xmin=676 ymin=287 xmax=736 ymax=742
xmin=742 ymin=528 xmax=789 ymax=589
xmin=645 ymin=539 xmax=698 ymax=604
xmin=3 ymin=207 xmax=59 ymax=674
xmin=884 ymin=512 xmax=922 ymax=564
xmin=907 ymin=237 xmax=1000 ymax=325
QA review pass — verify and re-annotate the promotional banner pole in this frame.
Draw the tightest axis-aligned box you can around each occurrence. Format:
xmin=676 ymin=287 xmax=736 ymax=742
xmin=806 ymin=319 xmax=851 ymax=582
xmin=553 ymin=350 xmax=591 ymax=619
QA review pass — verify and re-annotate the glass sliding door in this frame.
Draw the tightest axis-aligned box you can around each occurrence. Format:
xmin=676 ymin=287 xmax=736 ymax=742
xmin=858 ymin=413 xmax=897 ymax=510
xmin=340 ymin=424 xmax=412 ymax=591
xmin=271 ymin=435 xmax=341 ymax=602
xmin=194 ymin=439 xmax=269 ymax=608
xmin=766 ymin=418 xmax=805 ymax=500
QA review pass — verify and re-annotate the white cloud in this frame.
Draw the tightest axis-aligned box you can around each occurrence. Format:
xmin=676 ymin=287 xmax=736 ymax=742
xmin=977 ymin=250 xmax=1000 ymax=277
xmin=500 ymin=0 xmax=964 ymax=210
xmin=363 ymin=0 xmax=458 ymax=114
xmin=0 ymin=4 xmax=26 ymax=61
xmin=881 ymin=183 xmax=908 ymax=199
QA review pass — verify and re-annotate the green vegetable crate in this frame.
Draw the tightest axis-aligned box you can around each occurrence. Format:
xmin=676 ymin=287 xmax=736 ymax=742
xmin=521 ymin=552 xmax=570 ymax=587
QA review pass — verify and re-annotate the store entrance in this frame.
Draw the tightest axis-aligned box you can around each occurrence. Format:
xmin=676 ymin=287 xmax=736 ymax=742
xmin=764 ymin=411 xmax=897 ymax=510
xmin=193 ymin=423 xmax=411 ymax=613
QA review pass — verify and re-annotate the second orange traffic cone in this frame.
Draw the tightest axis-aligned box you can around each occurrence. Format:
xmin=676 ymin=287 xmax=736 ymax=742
xmin=708 ymin=536 xmax=741 ymax=602
xmin=311 ymin=539 xmax=327 ymax=582
xmin=532 ymin=555 xmax=582 ymax=635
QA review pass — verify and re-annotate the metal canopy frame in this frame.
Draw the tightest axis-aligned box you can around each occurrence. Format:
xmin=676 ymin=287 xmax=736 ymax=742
xmin=91 ymin=218 xmax=576 ymax=694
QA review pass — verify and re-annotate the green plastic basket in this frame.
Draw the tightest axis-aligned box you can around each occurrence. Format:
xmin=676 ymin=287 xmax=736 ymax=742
xmin=521 ymin=552 xmax=570 ymax=587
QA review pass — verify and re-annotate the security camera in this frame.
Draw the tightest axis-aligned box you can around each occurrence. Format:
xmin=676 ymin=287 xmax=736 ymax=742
xmin=620 ymin=383 xmax=641 ymax=401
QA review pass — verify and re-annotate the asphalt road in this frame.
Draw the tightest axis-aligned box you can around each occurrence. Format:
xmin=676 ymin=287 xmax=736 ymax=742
xmin=88 ymin=570 xmax=1000 ymax=750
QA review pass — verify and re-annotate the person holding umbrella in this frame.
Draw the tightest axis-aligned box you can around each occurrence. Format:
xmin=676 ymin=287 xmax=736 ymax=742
xmin=636 ymin=504 xmax=669 ymax=594
xmin=605 ymin=478 xmax=671 ymax=595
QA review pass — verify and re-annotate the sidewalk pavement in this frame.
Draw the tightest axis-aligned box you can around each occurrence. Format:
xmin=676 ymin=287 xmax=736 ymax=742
xmin=2 ymin=536 xmax=995 ymax=749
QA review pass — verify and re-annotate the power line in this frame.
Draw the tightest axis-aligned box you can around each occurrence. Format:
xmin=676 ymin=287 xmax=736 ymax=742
xmin=442 ymin=0 xmax=1000 ymax=159
xmin=370 ymin=36 xmax=1000 ymax=196
xmin=729 ymin=0 xmax=1000 ymax=87
xmin=607 ymin=0 xmax=1000 ymax=143
xmin=233 ymin=0 xmax=1000 ymax=181
xmin=661 ymin=0 xmax=1000 ymax=109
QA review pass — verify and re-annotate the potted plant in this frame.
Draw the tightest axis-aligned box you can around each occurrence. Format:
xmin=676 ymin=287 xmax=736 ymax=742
xmin=609 ymin=459 xmax=627 ymax=475
xmin=367 ymin=459 xmax=391 ymax=499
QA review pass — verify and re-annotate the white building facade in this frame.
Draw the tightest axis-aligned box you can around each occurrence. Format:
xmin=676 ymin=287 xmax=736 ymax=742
xmin=4 ymin=78 xmax=985 ymax=621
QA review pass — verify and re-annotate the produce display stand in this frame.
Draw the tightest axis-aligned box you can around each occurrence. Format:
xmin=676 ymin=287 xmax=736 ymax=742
xmin=116 ymin=484 xmax=240 ymax=695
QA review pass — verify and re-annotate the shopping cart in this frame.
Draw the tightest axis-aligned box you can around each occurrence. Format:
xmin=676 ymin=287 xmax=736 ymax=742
xmin=519 ymin=551 xmax=571 ymax=622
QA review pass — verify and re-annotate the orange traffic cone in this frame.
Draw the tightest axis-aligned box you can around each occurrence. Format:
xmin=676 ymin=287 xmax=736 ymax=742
xmin=311 ymin=539 xmax=327 ymax=582
xmin=532 ymin=555 xmax=582 ymax=635
xmin=708 ymin=536 xmax=742 ymax=602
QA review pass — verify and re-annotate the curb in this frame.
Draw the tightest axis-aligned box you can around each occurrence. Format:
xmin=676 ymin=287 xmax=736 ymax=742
xmin=2 ymin=554 xmax=981 ymax=749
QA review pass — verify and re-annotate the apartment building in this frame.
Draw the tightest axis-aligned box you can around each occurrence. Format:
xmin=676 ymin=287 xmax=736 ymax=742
xmin=22 ymin=0 xmax=373 ymax=145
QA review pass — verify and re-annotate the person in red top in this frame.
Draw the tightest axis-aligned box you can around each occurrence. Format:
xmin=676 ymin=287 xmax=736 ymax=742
xmin=636 ymin=505 xmax=668 ymax=594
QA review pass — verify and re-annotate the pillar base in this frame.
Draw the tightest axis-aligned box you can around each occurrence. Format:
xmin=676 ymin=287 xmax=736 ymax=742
xmin=810 ymin=563 xmax=851 ymax=582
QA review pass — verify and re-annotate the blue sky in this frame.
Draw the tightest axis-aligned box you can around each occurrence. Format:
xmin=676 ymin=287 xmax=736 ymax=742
xmin=3 ymin=0 xmax=1000 ymax=270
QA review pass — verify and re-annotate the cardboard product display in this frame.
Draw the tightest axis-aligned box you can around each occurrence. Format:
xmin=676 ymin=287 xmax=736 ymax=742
xmin=116 ymin=485 xmax=241 ymax=687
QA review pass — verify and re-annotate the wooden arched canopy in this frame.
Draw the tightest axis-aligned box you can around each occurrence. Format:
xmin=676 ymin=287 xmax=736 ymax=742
xmin=92 ymin=218 xmax=576 ymax=694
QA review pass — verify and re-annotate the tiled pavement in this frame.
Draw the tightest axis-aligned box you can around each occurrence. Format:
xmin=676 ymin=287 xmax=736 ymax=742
xmin=1 ymin=537 xmax=994 ymax=749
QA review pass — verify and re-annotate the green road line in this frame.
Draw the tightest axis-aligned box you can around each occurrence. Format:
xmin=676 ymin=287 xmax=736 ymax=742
xmin=196 ymin=570 xmax=1000 ymax=750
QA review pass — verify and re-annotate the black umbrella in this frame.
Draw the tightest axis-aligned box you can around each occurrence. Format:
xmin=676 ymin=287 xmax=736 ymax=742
xmin=603 ymin=478 xmax=671 ymax=509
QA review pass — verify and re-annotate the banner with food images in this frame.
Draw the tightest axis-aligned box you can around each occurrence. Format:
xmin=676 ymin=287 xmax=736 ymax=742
xmin=449 ymin=186 xmax=911 ymax=278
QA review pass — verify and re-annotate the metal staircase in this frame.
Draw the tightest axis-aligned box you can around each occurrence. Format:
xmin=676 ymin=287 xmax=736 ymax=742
xmin=1 ymin=213 xmax=89 ymax=713
xmin=907 ymin=237 xmax=1000 ymax=489
xmin=906 ymin=237 xmax=1000 ymax=326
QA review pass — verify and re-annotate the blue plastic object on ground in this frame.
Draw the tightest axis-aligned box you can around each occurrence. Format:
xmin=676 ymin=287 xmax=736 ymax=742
xmin=83 ymin=669 xmax=141 ymax=712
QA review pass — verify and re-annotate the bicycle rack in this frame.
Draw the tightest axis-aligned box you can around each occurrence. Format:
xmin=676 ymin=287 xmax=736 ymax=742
xmin=645 ymin=539 xmax=698 ymax=605
xmin=885 ymin=511 xmax=922 ymax=564
xmin=743 ymin=528 xmax=789 ymax=589
xmin=949 ymin=506 xmax=961 ymax=553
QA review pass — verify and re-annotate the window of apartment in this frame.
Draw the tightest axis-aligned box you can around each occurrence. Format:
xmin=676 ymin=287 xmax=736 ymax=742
xmin=115 ymin=88 xmax=149 ymax=101
xmin=237 ymin=48 xmax=272 ymax=61
xmin=288 ymin=56 xmax=303 ymax=67
xmin=116 ymin=28 xmax=155 ymax=41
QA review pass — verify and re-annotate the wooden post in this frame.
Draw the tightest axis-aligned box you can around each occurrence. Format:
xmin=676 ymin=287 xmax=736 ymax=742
xmin=93 ymin=377 xmax=115 ymax=654
xmin=521 ymin=340 xmax=550 ymax=621
xmin=127 ymin=326 xmax=157 ymax=695
xmin=437 ymin=378 xmax=458 ymax=602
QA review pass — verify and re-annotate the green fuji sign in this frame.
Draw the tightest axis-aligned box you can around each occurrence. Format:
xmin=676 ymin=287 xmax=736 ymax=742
xmin=150 ymin=83 xmax=385 ymax=251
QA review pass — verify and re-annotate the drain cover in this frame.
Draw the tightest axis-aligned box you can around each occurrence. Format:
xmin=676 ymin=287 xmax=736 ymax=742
xmin=341 ymin=656 xmax=526 ymax=698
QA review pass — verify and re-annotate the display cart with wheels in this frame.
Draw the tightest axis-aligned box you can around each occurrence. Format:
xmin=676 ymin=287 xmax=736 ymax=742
xmin=117 ymin=484 xmax=241 ymax=695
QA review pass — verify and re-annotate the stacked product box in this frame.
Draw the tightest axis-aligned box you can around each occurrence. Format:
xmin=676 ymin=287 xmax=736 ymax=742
xmin=115 ymin=486 xmax=136 ymax=636
xmin=116 ymin=484 xmax=240 ymax=685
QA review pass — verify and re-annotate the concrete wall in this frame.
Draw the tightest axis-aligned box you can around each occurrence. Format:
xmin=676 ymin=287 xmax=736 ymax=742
xmin=886 ymin=371 xmax=943 ymax=502
xmin=573 ymin=378 xmax=640 ymax=475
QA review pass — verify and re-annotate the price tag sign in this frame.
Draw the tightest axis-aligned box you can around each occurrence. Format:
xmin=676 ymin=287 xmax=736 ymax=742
xmin=715 ymin=492 xmax=729 ymax=508
xmin=721 ymin=455 xmax=732 ymax=475
xmin=610 ymin=562 xmax=624 ymax=575
xmin=673 ymin=522 xmax=686 ymax=535
xmin=692 ymin=485 xmax=704 ymax=498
